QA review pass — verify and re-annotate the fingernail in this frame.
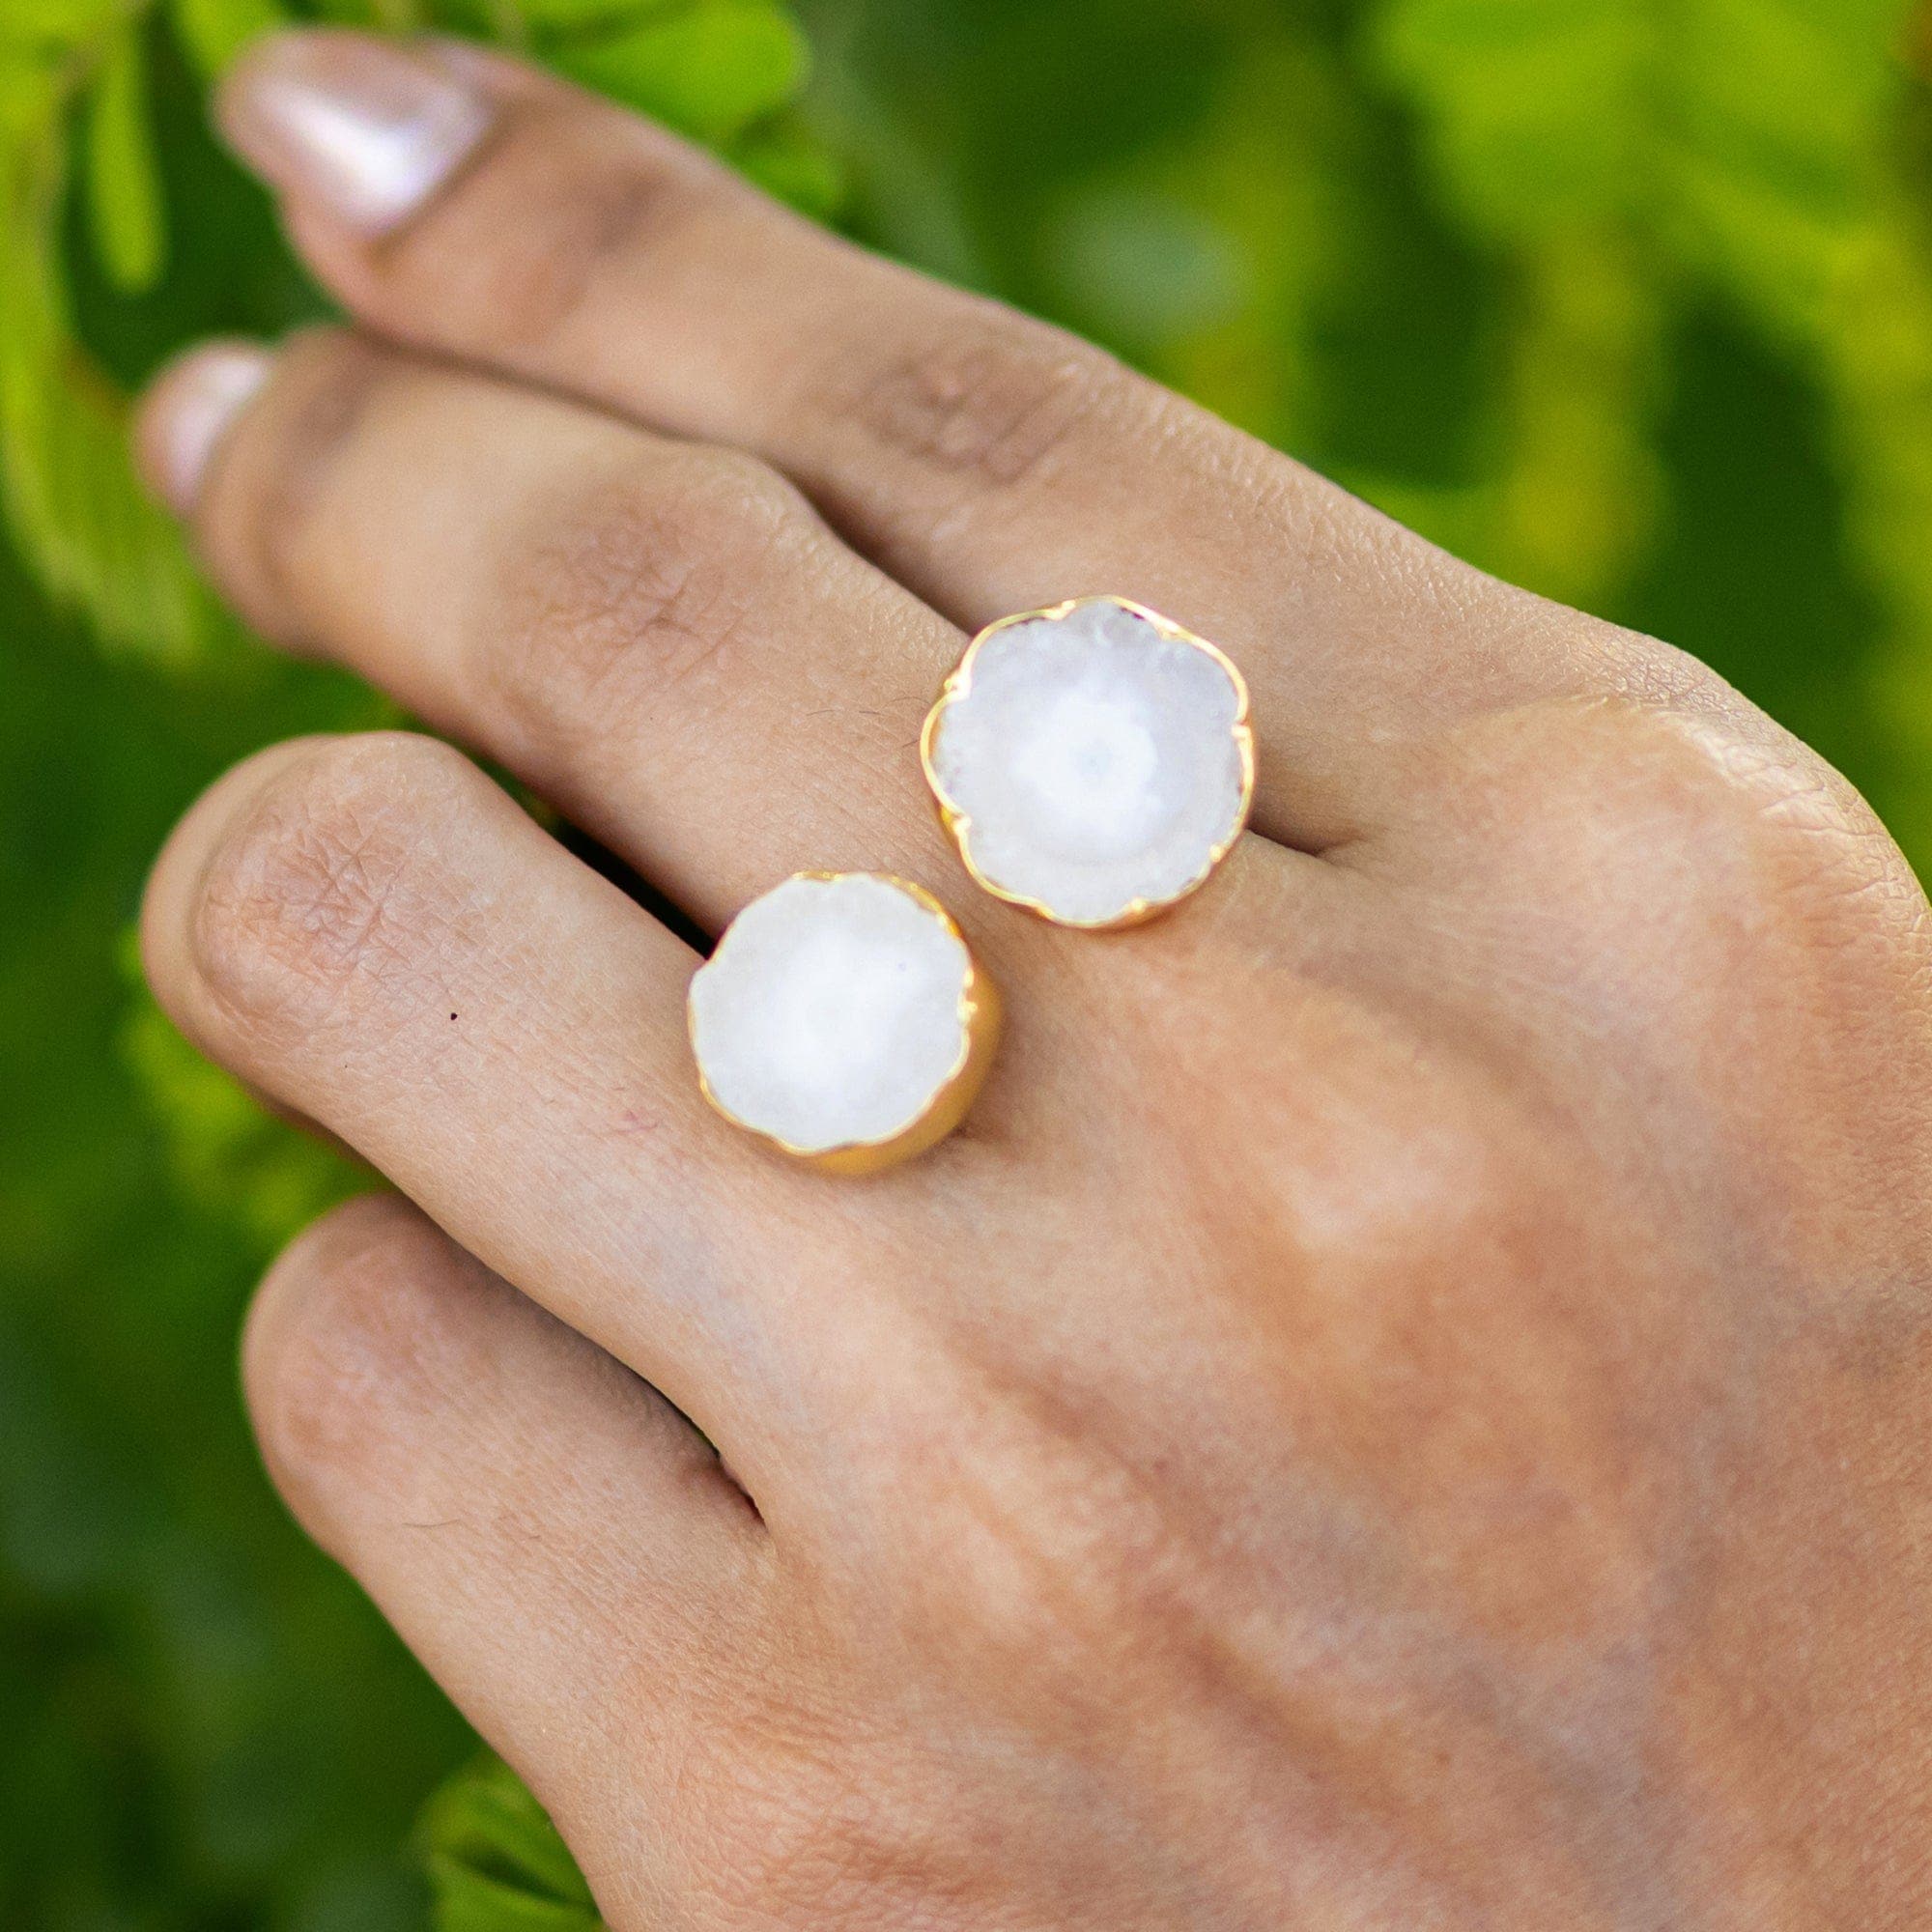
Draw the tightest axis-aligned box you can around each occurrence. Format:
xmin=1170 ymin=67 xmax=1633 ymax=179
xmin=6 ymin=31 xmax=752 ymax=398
xmin=136 ymin=341 xmax=275 ymax=516
xmin=218 ymin=30 xmax=496 ymax=236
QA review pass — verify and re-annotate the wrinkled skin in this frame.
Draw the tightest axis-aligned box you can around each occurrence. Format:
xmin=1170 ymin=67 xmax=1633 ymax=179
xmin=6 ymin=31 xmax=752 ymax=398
xmin=135 ymin=31 xmax=1932 ymax=1930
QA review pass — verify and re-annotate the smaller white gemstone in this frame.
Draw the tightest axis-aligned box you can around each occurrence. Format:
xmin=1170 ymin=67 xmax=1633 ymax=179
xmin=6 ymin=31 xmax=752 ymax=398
xmin=690 ymin=874 xmax=974 ymax=1155
xmin=928 ymin=600 xmax=1248 ymax=924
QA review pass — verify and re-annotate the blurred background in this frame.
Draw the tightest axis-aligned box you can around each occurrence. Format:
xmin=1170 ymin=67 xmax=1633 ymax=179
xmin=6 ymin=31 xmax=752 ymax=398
xmin=5 ymin=0 xmax=1930 ymax=1924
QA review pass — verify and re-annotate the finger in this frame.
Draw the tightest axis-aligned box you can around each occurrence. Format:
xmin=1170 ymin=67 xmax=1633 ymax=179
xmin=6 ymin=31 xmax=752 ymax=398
xmin=244 ymin=1193 xmax=774 ymax=1890
xmin=139 ymin=330 xmax=971 ymax=932
xmin=141 ymin=728 xmax=873 ymax=1501
xmin=211 ymin=29 xmax=1662 ymax=848
xmin=136 ymin=329 xmax=1311 ymax=934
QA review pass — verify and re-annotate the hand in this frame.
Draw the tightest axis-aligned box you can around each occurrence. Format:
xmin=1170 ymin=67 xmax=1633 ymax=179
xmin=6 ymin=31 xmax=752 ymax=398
xmin=135 ymin=31 xmax=1932 ymax=1928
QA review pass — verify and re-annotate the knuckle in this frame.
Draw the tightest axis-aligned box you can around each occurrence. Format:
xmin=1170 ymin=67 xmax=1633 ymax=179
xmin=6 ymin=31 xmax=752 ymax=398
xmin=187 ymin=732 xmax=476 ymax=1039
xmin=1600 ymin=696 xmax=1915 ymax=933
xmin=369 ymin=104 xmax=726 ymax=352
xmin=204 ymin=331 xmax=395 ymax=630
xmin=832 ymin=314 xmax=1111 ymax=495
xmin=477 ymin=450 xmax=809 ymax=755
xmin=1480 ymin=693 xmax=1919 ymax=952
xmin=243 ymin=1195 xmax=460 ymax=1503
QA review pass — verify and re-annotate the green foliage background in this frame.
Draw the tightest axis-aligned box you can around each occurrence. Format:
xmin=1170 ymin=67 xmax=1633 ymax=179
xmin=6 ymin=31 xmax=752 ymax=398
xmin=4 ymin=0 xmax=1931 ymax=1923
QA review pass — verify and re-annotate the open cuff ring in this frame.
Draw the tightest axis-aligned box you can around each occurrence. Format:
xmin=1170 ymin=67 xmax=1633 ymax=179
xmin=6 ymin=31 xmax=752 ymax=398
xmin=690 ymin=599 xmax=1252 ymax=1173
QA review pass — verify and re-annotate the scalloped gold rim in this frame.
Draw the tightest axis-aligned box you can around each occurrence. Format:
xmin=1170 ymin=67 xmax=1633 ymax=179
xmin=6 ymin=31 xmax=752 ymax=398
xmin=920 ymin=596 xmax=1257 ymax=931
xmin=689 ymin=871 xmax=1002 ymax=1175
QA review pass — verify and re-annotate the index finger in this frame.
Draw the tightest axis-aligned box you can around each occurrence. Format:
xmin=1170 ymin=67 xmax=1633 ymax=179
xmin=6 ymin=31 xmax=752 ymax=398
xmin=214 ymin=29 xmax=1646 ymax=852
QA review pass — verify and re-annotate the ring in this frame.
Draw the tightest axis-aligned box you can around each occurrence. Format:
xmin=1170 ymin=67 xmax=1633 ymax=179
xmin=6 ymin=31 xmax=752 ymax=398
xmin=688 ymin=872 xmax=1001 ymax=1173
xmin=921 ymin=596 xmax=1255 ymax=928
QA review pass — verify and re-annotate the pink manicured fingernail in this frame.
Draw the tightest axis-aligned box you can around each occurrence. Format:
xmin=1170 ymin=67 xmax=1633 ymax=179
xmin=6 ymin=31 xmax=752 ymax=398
xmin=136 ymin=341 xmax=276 ymax=515
xmin=218 ymin=30 xmax=496 ymax=236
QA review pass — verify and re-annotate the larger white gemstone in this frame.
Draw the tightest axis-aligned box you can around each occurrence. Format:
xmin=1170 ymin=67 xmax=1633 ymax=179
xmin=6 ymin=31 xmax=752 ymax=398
xmin=690 ymin=874 xmax=978 ymax=1157
xmin=925 ymin=599 xmax=1250 ymax=926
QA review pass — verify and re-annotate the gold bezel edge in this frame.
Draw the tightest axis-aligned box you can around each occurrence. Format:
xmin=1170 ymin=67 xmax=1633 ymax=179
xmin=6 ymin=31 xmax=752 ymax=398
xmin=918 ymin=595 xmax=1258 ymax=932
xmin=688 ymin=870 xmax=1000 ymax=1175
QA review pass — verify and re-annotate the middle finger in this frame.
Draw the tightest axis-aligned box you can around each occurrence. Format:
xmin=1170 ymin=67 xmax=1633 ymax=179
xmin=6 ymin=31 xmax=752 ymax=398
xmin=144 ymin=330 xmax=959 ymax=932
xmin=142 ymin=330 xmax=1314 ymax=941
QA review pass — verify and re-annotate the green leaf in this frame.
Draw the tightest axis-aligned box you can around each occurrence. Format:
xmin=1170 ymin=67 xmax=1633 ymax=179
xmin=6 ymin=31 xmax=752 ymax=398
xmin=492 ymin=0 xmax=664 ymax=29
xmin=426 ymin=1864 xmax=606 ymax=1932
xmin=119 ymin=954 xmax=366 ymax=1247
xmin=0 ymin=0 xmax=127 ymax=52
xmin=84 ymin=25 xmax=165 ymax=293
xmin=1375 ymin=0 xmax=1643 ymax=237
xmin=1371 ymin=0 xmax=1912 ymax=313
xmin=1370 ymin=0 xmax=1932 ymax=866
xmin=167 ymin=0 xmax=288 ymax=78
xmin=732 ymin=114 xmax=842 ymax=215
xmin=552 ymin=0 xmax=809 ymax=142
xmin=418 ymin=1758 xmax=604 ymax=1932
xmin=0 ymin=59 xmax=212 ymax=662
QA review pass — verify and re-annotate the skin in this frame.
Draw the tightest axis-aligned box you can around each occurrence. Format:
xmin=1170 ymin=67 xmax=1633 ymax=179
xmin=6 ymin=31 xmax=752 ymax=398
xmin=133 ymin=32 xmax=1932 ymax=1930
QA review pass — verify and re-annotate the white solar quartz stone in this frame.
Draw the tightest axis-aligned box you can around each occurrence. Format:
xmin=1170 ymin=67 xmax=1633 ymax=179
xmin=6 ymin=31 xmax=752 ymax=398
xmin=925 ymin=598 xmax=1250 ymax=926
xmin=689 ymin=874 xmax=977 ymax=1159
